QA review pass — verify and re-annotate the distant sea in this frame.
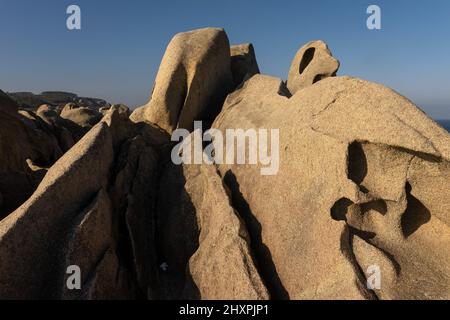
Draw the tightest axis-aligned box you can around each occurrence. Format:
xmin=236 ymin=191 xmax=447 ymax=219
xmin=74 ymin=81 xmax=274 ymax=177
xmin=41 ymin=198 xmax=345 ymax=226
xmin=437 ymin=120 xmax=450 ymax=133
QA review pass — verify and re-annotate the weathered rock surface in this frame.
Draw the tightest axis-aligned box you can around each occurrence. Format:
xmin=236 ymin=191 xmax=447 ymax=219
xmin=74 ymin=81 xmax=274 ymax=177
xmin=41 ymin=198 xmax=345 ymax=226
xmin=18 ymin=109 xmax=64 ymax=163
xmin=61 ymin=103 xmax=103 ymax=128
xmin=0 ymin=90 xmax=19 ymax=115
xmin=156 ymin=160 xmax=269 ymax=300
xmin=8 ymin=91 xmax=109 ymax=110
xmin=100 ymin=104 xmax=130 ymax=117
xmin=61 ymin=189 xmax=114 ymax=299
xmin=287 ymin=40 xmax=339 ymax=94
xmin=109 ymin=134 xmax=160 ymax=298
xmin=80 ymin=247 xmax=137 ymax=300
xmin=230 ymin=43 xmax=260 ymax=86
xmin=213 ymin=75 xmax=450 ymax=300
xmin=131 ymin=28 xmax=234 ymax=133
xmin=0 ymin=91 xmax=106 ymax=221
xmin=1 ymin=31 xmax=449 ymax=301
xmin=0 ymin=121 xmax=115 ymax=299
xmin=0 ymin=91 xmax=47 ymax=219
xmin=183 ymin=164 xmax=269 ymax=300
xmin=0 ymin=105 xmax=169 ymax=299
xmin=36 ymin=105 xmax=79 ymax=151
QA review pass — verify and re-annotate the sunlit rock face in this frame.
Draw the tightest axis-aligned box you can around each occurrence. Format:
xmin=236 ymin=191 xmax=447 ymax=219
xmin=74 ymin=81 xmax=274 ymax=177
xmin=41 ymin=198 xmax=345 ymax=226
xmin=1 ymin=28 xmax=449 ymax=300
xmin=130 ymin=27 xmax=234 ymax=134
xmin=213 ymin=75 xmax=450 ymax=300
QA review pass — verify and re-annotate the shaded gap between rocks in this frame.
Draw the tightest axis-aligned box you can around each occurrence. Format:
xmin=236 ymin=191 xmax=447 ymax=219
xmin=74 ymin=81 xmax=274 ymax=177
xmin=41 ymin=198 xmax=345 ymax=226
xmin=222 ymin=169 xmax=290 ymax=300
xmin=339 ymin=226 xmax=379 ymax=300
xmin=153 ymin=156 xmax=200 ymax=300
xmin=312 ymin=74 xmax=325 ymax=84
xmin=108 ymin=140 xmax=138 ymax=292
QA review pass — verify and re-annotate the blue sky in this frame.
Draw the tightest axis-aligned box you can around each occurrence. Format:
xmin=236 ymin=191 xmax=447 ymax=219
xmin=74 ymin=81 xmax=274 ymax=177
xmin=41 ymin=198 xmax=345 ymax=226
xmin=1 ymin=0 xmax=449 ymax=118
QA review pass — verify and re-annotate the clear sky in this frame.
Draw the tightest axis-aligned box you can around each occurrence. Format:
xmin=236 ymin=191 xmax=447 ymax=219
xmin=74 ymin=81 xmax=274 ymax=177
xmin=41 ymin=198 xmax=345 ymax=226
xmin=1 ymin=0 xmax=449 ymax=118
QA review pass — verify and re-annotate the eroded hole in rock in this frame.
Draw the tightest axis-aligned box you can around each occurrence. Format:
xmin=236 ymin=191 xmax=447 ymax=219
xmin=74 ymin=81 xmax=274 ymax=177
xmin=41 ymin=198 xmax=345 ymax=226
xmin=299 ymin=47 xmax=315 ymax=75
xmin=278 ymin=82 xmax=292 ymax=98
xmin=331 ymin=198 xmax=353 ymax=221
xmin=331 ymin=198 xmax=378 ymax=240
xmin=348 ymin=141 xmax=368 ymax=186
xmin=313 ymin=74 xmax=324 ymax=84
xmin=401 ymin=182 xmax=431 ymax=238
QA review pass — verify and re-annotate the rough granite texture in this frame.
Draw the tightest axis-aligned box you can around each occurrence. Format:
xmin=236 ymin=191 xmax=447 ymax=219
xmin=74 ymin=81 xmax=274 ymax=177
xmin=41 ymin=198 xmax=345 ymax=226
xmin=0 ymin=29 xmax=449 ymax=300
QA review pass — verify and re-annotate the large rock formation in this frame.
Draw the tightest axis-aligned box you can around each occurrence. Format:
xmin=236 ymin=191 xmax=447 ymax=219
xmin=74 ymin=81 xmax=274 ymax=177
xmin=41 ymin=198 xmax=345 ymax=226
xmin=0 ymin=93 xmax=106 ymax=220
xmin=0 ymin=91 xmax=53 ymax=219
xmin=0 ymin=120 xmax=115 ymax=298
xmin=36 ymin=105 xmax=79 ymax=150
xmin=183 ymin=164 xmax=269 ymax=300
xmin=0 ymin=107 xmax=168 ymax=299
xmin=156 ymin=160 xmax=269 ymax=300
xmin=1 ymin=28 xmax=449 ymax=301
xmin=131 ymin=28 xmax=234 ymax=133
xmin=212 ymin=75 xmax=450 ymax=299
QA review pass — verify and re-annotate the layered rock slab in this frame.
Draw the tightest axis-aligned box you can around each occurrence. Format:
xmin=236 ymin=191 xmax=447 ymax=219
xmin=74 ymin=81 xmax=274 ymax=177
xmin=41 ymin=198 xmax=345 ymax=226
xmin=156 ymin=161 xmax=269 ymax=300
xmin=212 ymin=75 xmax=450 ymax=299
